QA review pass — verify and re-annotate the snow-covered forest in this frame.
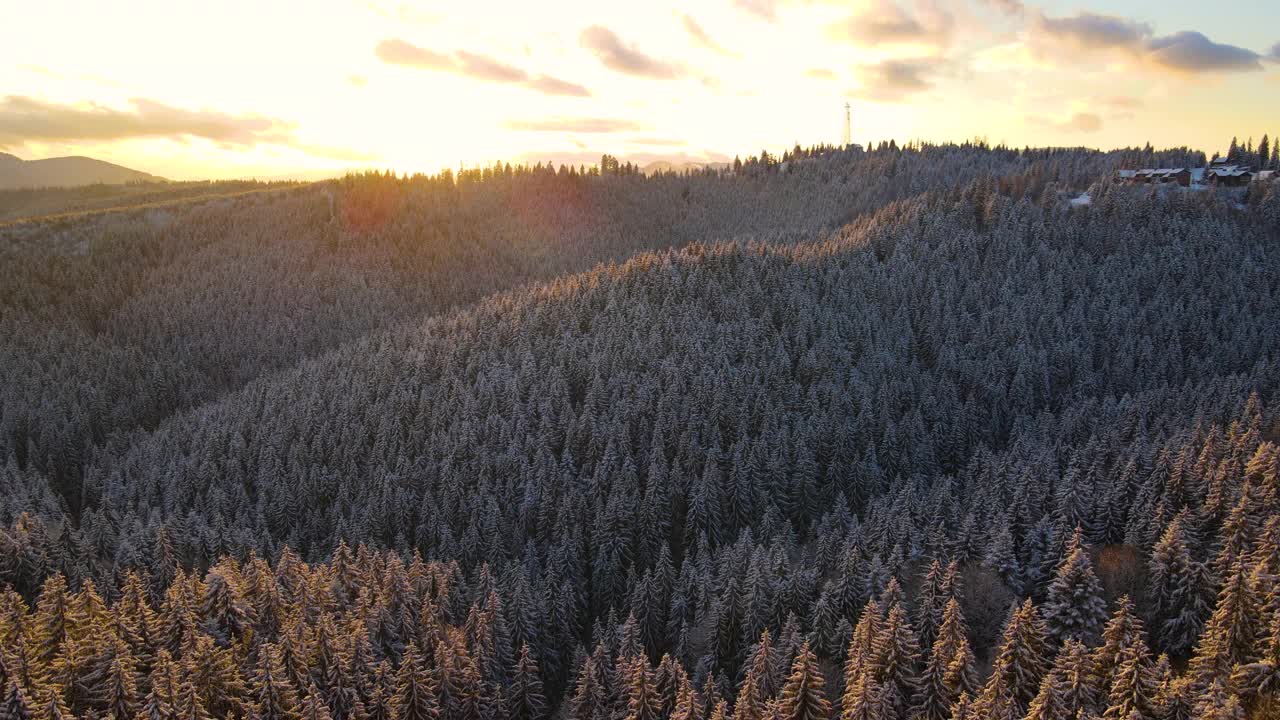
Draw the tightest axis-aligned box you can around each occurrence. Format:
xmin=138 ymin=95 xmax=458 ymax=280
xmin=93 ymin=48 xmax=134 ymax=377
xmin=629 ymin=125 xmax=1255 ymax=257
xmin=1 ymin=140 xmax=1279 ymax=720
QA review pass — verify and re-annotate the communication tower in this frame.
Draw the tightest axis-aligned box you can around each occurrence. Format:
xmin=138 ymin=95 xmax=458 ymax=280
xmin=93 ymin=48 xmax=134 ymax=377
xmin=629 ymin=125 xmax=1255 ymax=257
xmin=842 ymin=102 xmax=851 ymax=147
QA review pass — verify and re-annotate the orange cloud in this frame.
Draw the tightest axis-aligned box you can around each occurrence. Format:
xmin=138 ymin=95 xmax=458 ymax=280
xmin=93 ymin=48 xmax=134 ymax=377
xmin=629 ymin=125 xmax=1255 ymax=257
xmin=853 ymin=57 xmax=947 ymax=102
xmin=829 ymin=0 xmax=955 ymax=51
xmin=580 ymin=26 xmax=683 ymax=79
xmin=1029 ymin=12 xmax=1269 ymax=75
xmin=0 ymin=95 xmax=290 ymax=147
xmin=506 ymin=118 xmax=647 ymax=133
xmin=375 ymin=39 xmax=591 ymax=96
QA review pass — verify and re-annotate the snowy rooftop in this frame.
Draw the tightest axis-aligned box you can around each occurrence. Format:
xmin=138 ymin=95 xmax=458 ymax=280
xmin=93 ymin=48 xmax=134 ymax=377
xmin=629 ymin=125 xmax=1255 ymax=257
xmin=1119 ymin=165 xmax=1260 ymax=183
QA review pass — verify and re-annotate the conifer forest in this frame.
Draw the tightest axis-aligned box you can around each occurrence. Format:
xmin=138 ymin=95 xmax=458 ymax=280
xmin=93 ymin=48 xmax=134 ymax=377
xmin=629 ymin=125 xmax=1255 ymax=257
xmin=2 ymin=141 xmax=1280 ymax=720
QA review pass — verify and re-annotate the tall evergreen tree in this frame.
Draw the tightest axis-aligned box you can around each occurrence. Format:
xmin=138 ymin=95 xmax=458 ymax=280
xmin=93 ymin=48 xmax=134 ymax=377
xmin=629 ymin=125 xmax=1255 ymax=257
xmin=916 ymin=562 xmax=946 ymax=636
xmin=300 ymin=684 xmax=335 ymax=720
xmin=1026 ymin=639 xmax=1098 ymax=720
xmin=1229 ymin=610 xmax=1280 ymax=719
xmin=873 ymin=602 xmax=920 ymax=719
xmin=435 ymin=638 xmax=485 ymax=720
xmin=175 ymin=676 xmax=214 ymax=720
xmin=839 ymin=671 xmax=889 ymax=720
xmin=1024 ymin=666 xmax=1070 ymax=720
xmin=1101 ymin=616 xmax=1159 ymax=720
xmin=185 ymin=635 xmax=248 ymax=719
xmin=568 ymin=655 xmax=610 ymax=720
xmin=33 ymin=691 xmax=71 ymax=720
xmin=30 ymin=575 xmax=72 ymax=673
xmin=365 ymin=662 xmax=396 ymax=720
xmin=910 ymin=598 xmax=975 ymax=720
xmin=1147 ymin=511 xmax=1214 ymax=657
xmin=735 ymin=632 xmax=778 ymax=720
xmin=776 ymin=643 xmax=829 ymax=720
xmin=0 ymin=683 xmax=32 ymax=720
xmin=972 ymin=600 xmax=1050 ymax=720
xmin=252 ymin=644 xmax=302 ymax=720
xmin=1153 ymin=657 xmax=1194 ymax=720
xmin=842 ymin=601 xmax=882 ymax=707
xmin=1192 ymin=680 xmax=1245 ymax=720
xmin=101 ymin=641 xmax=140 ymax=720
xmin=509 ymin=644 xmax=547 ymax=720
xmin=1041 ymin=528 xmax=1107 ymax=646
xmin=140 ymin=650 xmax=183 ymax=720
xmin=393 ymin=643 xmax=439 ymax=720
xmin=1189 ymin=562 xmax=1261 ymax=686
xmin=621 ymin=657 xmax=659 ymax=720
xmin=1093 ymin=596 xmax=1144 ymax=693
xmin=672 ymin=673 xmax=702 ymax=720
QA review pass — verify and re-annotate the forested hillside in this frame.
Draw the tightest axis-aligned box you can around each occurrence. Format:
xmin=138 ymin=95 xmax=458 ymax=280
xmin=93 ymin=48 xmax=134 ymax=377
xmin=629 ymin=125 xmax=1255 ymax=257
xmin=2 ymin=141 xmax=1279 ymax=720
xmin=0 ymin=180 xmax=300 ymax=225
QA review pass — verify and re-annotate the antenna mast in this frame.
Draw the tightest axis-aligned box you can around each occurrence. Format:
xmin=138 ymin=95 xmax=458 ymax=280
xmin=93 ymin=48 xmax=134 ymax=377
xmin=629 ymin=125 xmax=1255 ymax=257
xmin=842 ymin=102 xmax=851 ymax=147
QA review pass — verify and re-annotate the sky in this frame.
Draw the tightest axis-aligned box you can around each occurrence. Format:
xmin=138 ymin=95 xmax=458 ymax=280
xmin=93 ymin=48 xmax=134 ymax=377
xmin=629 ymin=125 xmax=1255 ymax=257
xmin=2 ymin=0 xmax=1278 ymax=180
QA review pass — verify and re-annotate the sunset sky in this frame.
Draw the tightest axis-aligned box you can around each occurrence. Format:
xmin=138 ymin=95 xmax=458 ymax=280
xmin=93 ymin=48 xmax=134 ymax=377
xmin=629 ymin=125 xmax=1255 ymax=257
xmin=3 ymin=0 xmax=1279 ymax=180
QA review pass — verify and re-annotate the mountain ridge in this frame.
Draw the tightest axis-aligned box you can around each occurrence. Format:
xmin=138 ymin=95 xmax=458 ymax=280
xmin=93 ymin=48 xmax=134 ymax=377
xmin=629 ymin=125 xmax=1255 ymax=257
xmin=0 ymin=151 xmax=163 ymax=189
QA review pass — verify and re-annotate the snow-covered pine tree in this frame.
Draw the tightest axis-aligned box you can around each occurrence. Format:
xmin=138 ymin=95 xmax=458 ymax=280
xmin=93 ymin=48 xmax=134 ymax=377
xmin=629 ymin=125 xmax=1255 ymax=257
xmin=909 ymin=598 xmax=975 ymax=720
xmin=1042 ymin=527 xmax=1107 ymax=647
xmin=873 ymin=602 xmax=920 ymax=719
xmin=972 ymin=600 xmax=1050 ymax=720
xmin=776 ymin=642 xmax=830 ymax=720
xmin=393 ymin=642 xmax=440 ymax=720
xmin=1189 ymin=561 xmax=1262 ymax=688
xmin=1147 ymin=511 xmax=1214 ymax=657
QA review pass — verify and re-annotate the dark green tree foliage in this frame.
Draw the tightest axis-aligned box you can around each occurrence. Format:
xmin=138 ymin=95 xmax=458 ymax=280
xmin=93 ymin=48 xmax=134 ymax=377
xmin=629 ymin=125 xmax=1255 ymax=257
xmin=393 ymin=643 xmax=439 ymax=720
xmin=1041 ymin=528 xmax=1107 ymax=646
xmin=1147 ymin=510 xmax=1214 ymax=657
xmin=100 ymin=640 xmax=139 ymax=720
xmin=568 ymin=654 xmax=610 ymax=720
xmin=972 ymin=600 xmax=1050 ymax=720
xmin=1190 ymin=561 xmax=1263 ymax=688
xmin=671 ymin=672 xmax=701 ymax=720
xmin=775 ymin=643 xmax=829 ymax=720
xmin=621 ymin=656 xmax=660 ymax=720
xmin=910 ymin=598 xmax=975 ymax=720
xmin=0 ymin=138 xmax=1277 ymax=718
xmin=0 ymin=682 xmax=32 ymax=720
xmin=839 ymin=670 xmax=889 ymax=720
xmin=1092 ymin=597 xmax=1144 ymax=696
xmin=872 ymin=602 xmax=920 ymax=719
xmin=175 ymin=674 xmax=213 ymax=720
xmin=253 ymin=644 xmax=303 ymax=720
xmin=1100 ymin=610 xmax=1159 ymax=720
xmin=1229 ymin=609 xmax=1280 ymax=718
xmin=508 ymin=644 xmax=546 ymax=720
xmin=734 ymin=639 xmax=770 ymax=720
xmin=1026 ymin=639 xmax=1098 ymax=720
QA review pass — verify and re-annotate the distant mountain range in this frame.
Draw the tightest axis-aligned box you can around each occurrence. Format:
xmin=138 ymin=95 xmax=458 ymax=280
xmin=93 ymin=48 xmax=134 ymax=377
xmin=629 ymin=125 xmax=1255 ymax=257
xmin=641 ymin=160 xmax=731 ymax=175
xmin=0 ymin=152 xmax=163 ymax=190
xmin=0 ymin=152 xmax=733 ymax=190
